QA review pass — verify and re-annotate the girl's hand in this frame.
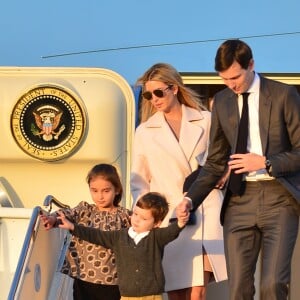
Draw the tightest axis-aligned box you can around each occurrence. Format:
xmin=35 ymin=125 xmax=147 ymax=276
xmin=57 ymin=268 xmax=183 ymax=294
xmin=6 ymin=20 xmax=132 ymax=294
xmin=39 ymin=211 xmax=56 ymax=230
xmin=57 ymin=211 xmax=75 ymax=231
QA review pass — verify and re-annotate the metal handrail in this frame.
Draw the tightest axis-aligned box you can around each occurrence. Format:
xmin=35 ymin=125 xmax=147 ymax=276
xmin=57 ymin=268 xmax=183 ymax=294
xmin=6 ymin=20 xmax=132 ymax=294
xmin=43 ymin=195 xmax=70 ymax=213
xmin=0 ymin=177 xmax=23 ymax=208
xmin=7 ymin=206 xmax=41 ymax=300
xmin=7 ymin=195 xmax=72 ymax=299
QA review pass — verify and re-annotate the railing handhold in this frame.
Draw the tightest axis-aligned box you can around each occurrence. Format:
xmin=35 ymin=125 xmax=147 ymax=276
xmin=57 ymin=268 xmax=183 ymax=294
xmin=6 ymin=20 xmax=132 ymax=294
xmin=43 ymin=195 xmax=70 ymax=213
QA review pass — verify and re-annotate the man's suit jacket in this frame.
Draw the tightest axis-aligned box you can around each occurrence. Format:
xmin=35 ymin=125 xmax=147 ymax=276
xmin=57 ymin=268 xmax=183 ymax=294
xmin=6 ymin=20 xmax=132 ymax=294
xmin=186 ymin=75 xmax=300 ymax=224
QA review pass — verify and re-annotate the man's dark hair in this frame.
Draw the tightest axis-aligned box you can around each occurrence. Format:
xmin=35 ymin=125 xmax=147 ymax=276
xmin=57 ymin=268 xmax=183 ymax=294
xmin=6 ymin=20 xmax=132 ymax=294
xmin=215 ymin=39 xmax=253 ymax=72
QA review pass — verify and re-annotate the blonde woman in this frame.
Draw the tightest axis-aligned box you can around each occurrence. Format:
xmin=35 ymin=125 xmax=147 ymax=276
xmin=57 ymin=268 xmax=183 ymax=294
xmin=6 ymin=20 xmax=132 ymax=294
xmin=130 ymin=63 xmax=227 ymax=300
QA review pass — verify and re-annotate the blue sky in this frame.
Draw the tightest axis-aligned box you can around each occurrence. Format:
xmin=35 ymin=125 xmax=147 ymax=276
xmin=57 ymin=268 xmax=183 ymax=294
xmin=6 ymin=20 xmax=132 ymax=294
xmin=1 ymin=0 xmax=300 ymax=84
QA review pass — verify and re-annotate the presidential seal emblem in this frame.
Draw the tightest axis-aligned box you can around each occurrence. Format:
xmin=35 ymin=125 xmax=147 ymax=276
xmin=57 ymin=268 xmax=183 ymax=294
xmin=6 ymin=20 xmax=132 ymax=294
xmin=11 ymin=85 xmax=87 ymax=161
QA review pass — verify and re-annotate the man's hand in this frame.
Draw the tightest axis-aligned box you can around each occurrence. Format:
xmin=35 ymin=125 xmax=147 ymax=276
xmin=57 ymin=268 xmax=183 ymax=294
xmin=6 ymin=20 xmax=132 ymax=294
xmin=215 ymin=167 xmax=230 ymax=189
xmin=229 ymin=153 xmax=265 ymax=174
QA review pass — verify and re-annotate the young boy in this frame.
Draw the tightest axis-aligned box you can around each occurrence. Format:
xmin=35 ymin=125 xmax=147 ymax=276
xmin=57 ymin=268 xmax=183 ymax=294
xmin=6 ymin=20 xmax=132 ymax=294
xmin=57 ymin=192 xmax=189 ymax=300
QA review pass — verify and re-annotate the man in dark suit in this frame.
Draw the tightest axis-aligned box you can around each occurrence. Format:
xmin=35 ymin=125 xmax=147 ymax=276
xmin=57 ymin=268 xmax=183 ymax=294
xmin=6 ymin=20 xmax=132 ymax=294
xmin=178 ymin=39 xmax=300 ymax=300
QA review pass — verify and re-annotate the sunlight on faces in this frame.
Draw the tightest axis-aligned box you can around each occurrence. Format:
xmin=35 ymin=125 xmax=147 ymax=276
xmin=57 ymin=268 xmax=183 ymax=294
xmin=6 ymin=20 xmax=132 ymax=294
xmin=144 ymin=80 xmax=178 ymax=113
xmin=219 ymin=60 xmax=254 ymax=94
xmin=131 ymin=205 xmax=161 ymax=233
xmin=89 ymin=176 xmax=118 ymax=211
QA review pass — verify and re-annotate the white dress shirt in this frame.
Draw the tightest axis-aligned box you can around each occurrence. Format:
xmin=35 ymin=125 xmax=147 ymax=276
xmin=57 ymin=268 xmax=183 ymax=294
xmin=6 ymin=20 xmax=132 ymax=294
xmin=128 ymin=227 xmax=150 ymax=245
xmin=240 ymin=72 xmax=273 ymax=181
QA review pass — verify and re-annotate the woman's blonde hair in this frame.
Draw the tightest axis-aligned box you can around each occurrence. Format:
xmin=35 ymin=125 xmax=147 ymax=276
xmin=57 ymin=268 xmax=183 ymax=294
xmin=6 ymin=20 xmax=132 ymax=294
xmin=136 ymin=63 xmax=206 ymax=123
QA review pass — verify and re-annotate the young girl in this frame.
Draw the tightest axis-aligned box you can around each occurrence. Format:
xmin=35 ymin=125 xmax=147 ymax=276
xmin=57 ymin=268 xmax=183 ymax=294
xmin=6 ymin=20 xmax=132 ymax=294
xmin=56 ymin=192 xmax=189 ymax=300
xmin=40 ymin=163 xmax=131 ymax=300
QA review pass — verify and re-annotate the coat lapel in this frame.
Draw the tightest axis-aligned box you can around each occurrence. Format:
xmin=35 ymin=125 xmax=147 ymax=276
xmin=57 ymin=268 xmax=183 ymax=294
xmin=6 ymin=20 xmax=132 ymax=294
xmin=258 ymin=77 xmax=272 ymax=154
xmin=220 ymin=76 xmax=271 ymax=154
xmin=223 ymin=92 xmax=240 ymax=150
xmin=179 ymin=105 xmax=205 ymax=162
xmin=145 ymin=106 xmax=205 ymax=168
xmin=145 ymin=111 xmax=189 ymax=168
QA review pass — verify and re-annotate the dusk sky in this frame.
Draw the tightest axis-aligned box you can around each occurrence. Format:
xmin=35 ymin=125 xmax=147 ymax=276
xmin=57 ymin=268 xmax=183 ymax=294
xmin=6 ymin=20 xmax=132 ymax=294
xmin=1 ymin=0 xmax=300 ymax=84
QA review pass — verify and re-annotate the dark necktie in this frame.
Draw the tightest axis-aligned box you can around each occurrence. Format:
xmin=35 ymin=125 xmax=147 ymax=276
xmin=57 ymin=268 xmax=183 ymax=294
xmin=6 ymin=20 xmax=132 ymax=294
xmin=228 ymin=92 xmax=250 ymax=195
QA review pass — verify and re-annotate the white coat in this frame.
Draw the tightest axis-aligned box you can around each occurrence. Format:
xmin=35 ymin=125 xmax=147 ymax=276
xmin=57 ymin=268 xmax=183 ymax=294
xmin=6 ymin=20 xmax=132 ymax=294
xmin=130 ymin=105 xmax=227 ymax=290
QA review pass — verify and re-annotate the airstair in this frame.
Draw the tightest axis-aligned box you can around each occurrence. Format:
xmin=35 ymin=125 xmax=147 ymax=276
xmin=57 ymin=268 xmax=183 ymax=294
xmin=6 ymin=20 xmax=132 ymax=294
xmin=0 ymin=66 xmax=135 ymax=300
xmin=0 ymin=181 xmax=73 ymax=300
